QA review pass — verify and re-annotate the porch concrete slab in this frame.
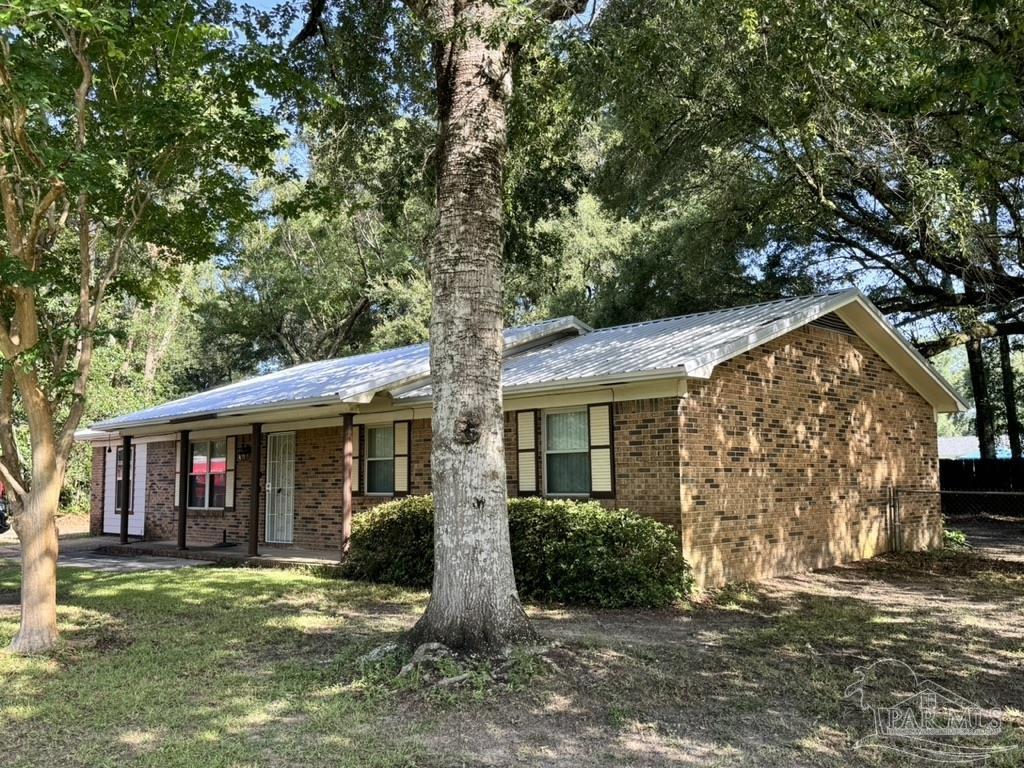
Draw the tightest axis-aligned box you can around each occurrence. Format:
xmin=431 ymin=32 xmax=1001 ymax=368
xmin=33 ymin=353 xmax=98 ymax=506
xmin=95 ymin=539 xmax=345 ymax=573
xmin=0 ymin=535 xmax=210 ymax=573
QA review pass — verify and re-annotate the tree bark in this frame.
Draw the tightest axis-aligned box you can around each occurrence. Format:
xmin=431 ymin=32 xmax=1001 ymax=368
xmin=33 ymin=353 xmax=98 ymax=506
xmin=407 ymin=0 xmax=535 ymax=652
xmin=966 ymin=337 xmax=997 ymax=460
xmin=10 ymin=460 xmax=62 ymax=654
xmin=998 ymin=333 xmax=1022 ymax=460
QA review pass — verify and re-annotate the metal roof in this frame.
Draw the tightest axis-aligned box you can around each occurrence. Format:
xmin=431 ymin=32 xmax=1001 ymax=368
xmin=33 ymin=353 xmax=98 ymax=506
xmin=397 ymin=291 xmax=860 ymax=399
xmin=91 ymin=316 xmax=588 ymax=432
xmin=87 ymin=289 xmax=965 ymax=435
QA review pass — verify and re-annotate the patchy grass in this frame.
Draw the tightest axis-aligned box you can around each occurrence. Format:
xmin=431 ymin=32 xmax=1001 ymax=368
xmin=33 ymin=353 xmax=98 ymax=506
xmin=1 ymin=551 xmax=1022 ymax=767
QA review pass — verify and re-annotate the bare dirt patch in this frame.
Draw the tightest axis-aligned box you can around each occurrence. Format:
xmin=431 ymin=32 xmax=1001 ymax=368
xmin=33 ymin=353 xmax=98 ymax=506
xmin=409 ymin=551 xmax=1024 ymax=767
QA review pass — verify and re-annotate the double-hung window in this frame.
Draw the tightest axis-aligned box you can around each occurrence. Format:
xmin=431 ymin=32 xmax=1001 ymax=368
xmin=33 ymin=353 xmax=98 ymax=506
xmin=188 ymin=439 xmax=227 ymax=508
xmin=544 ymin=409 xmax=591 ymax=496
xmin=366 ymin=425 xmax=395 ymax=495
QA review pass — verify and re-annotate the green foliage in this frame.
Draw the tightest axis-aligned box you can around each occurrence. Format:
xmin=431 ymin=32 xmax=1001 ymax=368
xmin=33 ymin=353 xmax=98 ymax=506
xmin=194 ymin=170 xmax=433 ymax=372
xmin=507 ymin=497 xmax=693 ymax=607
xmin=943 ymin=527 xmax=971 ymax=551
xmin=0 ymin=0 xmax=282 ymax=502
xmin=343 ymin=496 xmax=436 ymax=589
xmin=342 ymin=496 xmax=693 ymax=608
xmin=583 ymin=0 xmax=1024 ymax=330
xmin=60 ymin=264 xmax=220 ymax=515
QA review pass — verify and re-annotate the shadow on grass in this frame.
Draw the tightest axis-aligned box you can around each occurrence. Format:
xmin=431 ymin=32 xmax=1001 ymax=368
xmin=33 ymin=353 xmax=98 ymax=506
xmin=0 ymin=550 xmax=1021 ymax=768
xmin=0 ymin=563 xmax=434 ymax=768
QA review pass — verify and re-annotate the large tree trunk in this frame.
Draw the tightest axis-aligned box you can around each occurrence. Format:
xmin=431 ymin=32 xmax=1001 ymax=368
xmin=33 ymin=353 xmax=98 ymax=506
xmin=408 ymin=0 xmax=535 ymax=651
xmin=998 ymin=333 xmax=1022 ymax=460
xmin=10 ymin=468 xmax=62 ymax=654
xmin=966 ymin=337 xmax=997 ymax=460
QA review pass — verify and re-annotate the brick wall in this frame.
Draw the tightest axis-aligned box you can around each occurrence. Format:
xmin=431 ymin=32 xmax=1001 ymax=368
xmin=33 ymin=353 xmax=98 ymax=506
xmin=87 ymin=322 xmax=940 ymax=586
xmin=611 ymin=398 xmax=683 ymax=529
xmin=678 ymin=324 xmax=940 ymax=587
xmin=144 ymin=440 xmax=178 ymax=540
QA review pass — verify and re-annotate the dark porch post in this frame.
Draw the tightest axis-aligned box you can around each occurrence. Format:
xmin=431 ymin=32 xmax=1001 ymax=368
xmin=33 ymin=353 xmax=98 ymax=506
xmin=248 ymin=423 xmax=262 ymax=557
xmin=177 ymin=429 xmax=190 ymax=549
xmin=341 ymin=413 xmax=354 ymax=558
xmin=118 ymin=435 xmax=132 ymax=544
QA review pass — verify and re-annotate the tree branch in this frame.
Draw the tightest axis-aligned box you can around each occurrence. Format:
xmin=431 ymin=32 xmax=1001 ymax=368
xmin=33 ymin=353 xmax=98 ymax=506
xmin=289 ymin=0 xmax=329 ymax=49
xmin=917 ymin=320 xmax=1024 ymax=357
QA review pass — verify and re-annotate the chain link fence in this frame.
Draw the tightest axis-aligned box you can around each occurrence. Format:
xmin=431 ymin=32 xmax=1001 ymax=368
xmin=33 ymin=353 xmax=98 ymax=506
xmin=894 ymin=487 xmax=1024 ymax=533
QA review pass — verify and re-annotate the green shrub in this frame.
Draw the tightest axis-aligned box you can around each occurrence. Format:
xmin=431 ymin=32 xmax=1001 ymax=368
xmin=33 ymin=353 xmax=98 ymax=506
xmin=943 ymin=527 xmax=971 ymax=551
xmin=341 ymin=495 xmax=692 ymax=608
xmin=343 ymin=496 xmax=435 ymax=588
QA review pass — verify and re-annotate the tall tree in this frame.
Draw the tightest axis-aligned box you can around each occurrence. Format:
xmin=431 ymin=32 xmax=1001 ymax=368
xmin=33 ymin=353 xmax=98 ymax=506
xmin=199 ymin=168 xmax=433 ymax=370
xmin=400 ymin=0 xmax=584 ymax=649
xmin=583 ymin=0 xmax=1024 ymax=454
xmin=288 ymin=0 xmax=586 ymax=648
xmin=0 ymin=0 xmax=277 ymax=652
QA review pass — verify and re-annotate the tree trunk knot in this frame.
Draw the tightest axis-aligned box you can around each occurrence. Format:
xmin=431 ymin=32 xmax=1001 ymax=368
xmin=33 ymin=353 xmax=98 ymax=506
xmin=473 ymin=497 xmax=485 ymax=511
xmin=454 ymin=411 xmax=481 ymax=444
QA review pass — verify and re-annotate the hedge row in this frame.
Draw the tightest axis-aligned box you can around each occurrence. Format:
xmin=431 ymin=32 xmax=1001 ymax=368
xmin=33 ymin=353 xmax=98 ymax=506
xmin=340 ymin=496 xmax=692 ymax=608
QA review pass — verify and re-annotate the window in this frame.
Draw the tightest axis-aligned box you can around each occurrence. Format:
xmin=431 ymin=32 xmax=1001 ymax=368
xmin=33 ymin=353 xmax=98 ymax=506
xmin=544 ymin=409 xmax=590 ymax=496
xmin=189 ymin=439 xmax=227 ymax=508
xmin=366 ymin=425 xmax=395 ymax=494
xmin=115 ymin=446 xmax=135 ymax=514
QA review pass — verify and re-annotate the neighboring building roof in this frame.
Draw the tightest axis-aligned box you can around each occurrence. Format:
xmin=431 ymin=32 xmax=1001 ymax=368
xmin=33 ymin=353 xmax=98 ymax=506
xmin=938 ymin=435 xmax=1012 ymax=460
xmin=85 ymin=288 xmax=966 ymax=436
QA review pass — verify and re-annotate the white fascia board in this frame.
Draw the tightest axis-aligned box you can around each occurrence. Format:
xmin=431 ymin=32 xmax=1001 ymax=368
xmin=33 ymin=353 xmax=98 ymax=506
xmin=392 ymin=367 xmax=691 ymax=406
xmin=90 ymin=399 xmax=361 ymax=436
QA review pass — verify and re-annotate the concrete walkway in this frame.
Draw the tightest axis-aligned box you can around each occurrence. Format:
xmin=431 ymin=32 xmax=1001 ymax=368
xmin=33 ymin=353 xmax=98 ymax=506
xmin=953 ymin=517 xmax=1024 ymax=563
xmin=0 ymin=535 xmax=211 ymax=573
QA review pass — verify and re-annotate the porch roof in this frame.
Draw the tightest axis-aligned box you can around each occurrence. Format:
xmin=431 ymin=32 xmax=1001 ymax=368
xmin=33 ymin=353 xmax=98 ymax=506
xmin=89 ymin=316 xmax=589 ymax=432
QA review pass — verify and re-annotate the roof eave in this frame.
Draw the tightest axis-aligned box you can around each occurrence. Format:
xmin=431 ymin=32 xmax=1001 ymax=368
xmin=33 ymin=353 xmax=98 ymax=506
xmin=89 ymin=393 xmax=357 ymax=434
xmin=392 ymin=366 xmax=690 ymax=405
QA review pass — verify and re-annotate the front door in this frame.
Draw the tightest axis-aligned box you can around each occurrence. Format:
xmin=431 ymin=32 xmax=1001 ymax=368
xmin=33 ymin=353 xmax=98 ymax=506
xmin=265 ymin=432 xmax=295 ymax=544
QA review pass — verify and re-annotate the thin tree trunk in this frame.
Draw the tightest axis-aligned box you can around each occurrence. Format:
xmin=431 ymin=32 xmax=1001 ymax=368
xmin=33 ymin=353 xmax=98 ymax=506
xmin=966 ymin=337 xmax=997 ymax=460
xmin=408 ymin=0 xmax=535 ymax=651
xmin=10 ymin=468 xmax=62 ymax=654
xmin=998 ymin=333 xmax=1022 ymax=460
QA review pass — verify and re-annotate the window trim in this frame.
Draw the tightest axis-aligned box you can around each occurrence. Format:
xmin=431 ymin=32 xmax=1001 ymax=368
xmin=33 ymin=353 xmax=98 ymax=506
xmin=365 ymin=424 xmax=396 ymax=497
xmin=541 ymin=407 xmax=591 ymax=498
xmin=188 ymin=438 xmax=228 ymax=510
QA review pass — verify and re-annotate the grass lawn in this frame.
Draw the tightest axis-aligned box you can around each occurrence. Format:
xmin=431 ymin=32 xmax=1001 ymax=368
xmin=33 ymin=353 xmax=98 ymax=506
xmin=0 ymin=550 xmax=1022 ymax=767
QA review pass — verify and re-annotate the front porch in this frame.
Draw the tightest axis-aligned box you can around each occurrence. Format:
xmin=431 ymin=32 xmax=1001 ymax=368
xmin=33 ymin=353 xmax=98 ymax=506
xmin=94 ymin=538 xmax=346 ymax=573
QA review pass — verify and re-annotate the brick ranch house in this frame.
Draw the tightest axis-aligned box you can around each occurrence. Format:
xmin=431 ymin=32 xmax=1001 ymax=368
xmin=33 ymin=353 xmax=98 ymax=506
xmin=78 ymin=289 xmax=965 ymax=587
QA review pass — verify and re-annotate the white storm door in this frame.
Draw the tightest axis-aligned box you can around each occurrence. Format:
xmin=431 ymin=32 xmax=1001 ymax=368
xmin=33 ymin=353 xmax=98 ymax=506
xmin=265 ymin=432 xmax=295 ymax=544
xmin=103 ymin=443 xmax=146 ymax=536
